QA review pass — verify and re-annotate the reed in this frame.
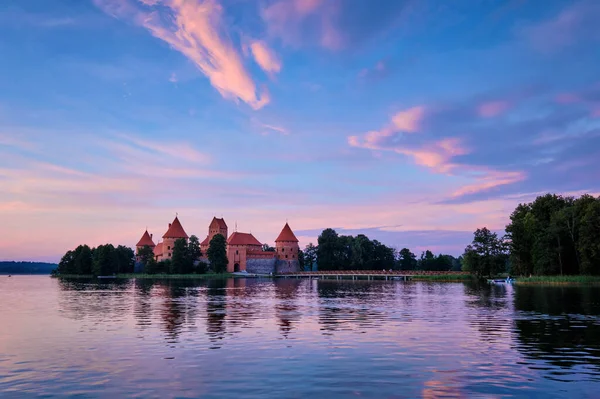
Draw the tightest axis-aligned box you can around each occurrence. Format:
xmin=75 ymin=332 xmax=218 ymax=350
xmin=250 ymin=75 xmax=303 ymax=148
xmin=411 ymin=274 xmax=474 ymax=281
xmin=515 ymin=275 xmax=600 ymax=285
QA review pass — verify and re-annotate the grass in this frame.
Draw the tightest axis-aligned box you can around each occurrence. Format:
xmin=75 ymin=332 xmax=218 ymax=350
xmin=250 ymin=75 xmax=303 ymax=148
xmin=411 ymin=274 xmax=474 ymax=282
xmin=514 ymin=275 xmax=600 ymax=285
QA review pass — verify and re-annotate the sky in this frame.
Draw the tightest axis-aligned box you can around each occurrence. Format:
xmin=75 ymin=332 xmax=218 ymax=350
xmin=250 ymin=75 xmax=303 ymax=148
xmin=1 ymin=0 xmax=599 ymax=262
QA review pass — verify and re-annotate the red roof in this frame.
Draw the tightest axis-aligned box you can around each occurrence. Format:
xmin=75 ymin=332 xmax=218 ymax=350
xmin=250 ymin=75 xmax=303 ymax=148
xmin=275 ymin=223 xmax=299 ymax=242
xmin=227 ymin=232 xmax=262 ymax=246
xmin=136 ymin=230 xmax=155 ymax=247
xmin=210 ymin=217 xmax=227 ymax=229
xmin=162 ymin=216 xmax=189 ymax=239
xmin=200 ymin=236 xmax=210 ymax=246
xmin=153 ymin=242 xmax=163 ymax=256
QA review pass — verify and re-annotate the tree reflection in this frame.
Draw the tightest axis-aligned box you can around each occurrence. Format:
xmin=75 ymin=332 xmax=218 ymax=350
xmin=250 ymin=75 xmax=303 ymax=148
xmin=206 ymin=279 xmax=227 ymax=348
xmin=317 ymin=280 xmax=392 ymax=335
xmin=514 ymin=286 xmax=600 ymax=374
xmin=274 ymin=279 xmax=302 ymax=338
xmin=462 ymin=281 xmax=513 ymax=344
xmin=157 ymin=280 xmax=201 ymax=342
xmin=56 ymin=278 xmax=133 ymax=321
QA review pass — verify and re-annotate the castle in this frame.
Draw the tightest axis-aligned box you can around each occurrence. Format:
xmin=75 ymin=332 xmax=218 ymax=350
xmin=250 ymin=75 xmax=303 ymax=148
xmin=135 ymin=216 xmax=300 ymax=274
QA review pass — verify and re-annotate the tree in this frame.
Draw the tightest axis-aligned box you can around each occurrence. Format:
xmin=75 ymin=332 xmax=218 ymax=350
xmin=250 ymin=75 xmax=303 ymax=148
xmin=58 ymin=250 xmax=76 ymax=275
xmin=262 ymin=244 xmax=275 ymax=252
xmin=578 ymin=200 xmax=600 ymax=275
xmin=398 ymin=248 xmax=417 ymax=270
xmin=317 ymin=228 xmax=340 ymax=270
xmin=207 ymin=233 xmax=228 ymax=273
xmin=462 ymin=228 xmax=508 ymax=278
xmin=92 ymin=244 xmax=116 ymax=276
xmin=304 ymin=243 xmax=317 ymax=271
xmin=171 ymin=238 xmax=189 ymax=274
xmin=114 ymin=245 xmax=135 ymax=274
xmin=74 ymin=245 xmax=93 ymax=275
xmin=298 ymin=249 xmax=305 ymax=270
xmin=188 ymin=235 xmax=203 ymax=274
xmin=138 ymin=245 xmax=155 ymax=270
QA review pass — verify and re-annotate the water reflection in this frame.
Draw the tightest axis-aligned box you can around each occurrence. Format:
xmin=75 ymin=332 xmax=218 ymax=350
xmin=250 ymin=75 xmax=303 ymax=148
xmin=513 ymin=286 xmax=600 ymax=381
xmin=4 ymin=276 xmax=599 ymax=397
xmin=274 ymin=279 xmax=302 ymax=339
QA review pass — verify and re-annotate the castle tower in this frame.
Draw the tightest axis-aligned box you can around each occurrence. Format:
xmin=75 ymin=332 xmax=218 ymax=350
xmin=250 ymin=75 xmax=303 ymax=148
xmin=201 ymin=217 xmax=228 ymax=253
xmin=161 ymin=216 xmax=189 ymax=260
xmin=275 ymin=223 xmax=299 ymax=261
xmin=135 ymin=230 xmax=155 ymax=261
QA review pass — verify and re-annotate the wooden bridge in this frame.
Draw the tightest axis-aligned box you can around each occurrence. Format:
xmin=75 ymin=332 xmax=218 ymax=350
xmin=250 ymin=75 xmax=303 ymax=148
xmin=277 ymin=270 xmax=469 ymax=281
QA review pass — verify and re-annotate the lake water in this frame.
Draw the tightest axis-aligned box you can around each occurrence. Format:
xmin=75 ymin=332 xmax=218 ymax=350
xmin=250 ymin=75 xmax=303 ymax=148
xmin=1 ymin=276 xmax=599 ymax=398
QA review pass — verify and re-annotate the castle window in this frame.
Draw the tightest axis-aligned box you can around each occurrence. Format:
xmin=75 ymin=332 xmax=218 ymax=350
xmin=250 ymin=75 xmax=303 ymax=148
xmin=236 ymin=250 xmax=238 ymax=255
xmin=282 ymin=248 xmax=285 ymax=252
xmin=167 ymin=246 xmax=171 ymax=250
xmin=293 ymin=255 xmax=295 ymax=259
xmin=285 ymin=255 xmax=288 ymax=259
xmin=168 ymin=253 xmax=171 ymax=257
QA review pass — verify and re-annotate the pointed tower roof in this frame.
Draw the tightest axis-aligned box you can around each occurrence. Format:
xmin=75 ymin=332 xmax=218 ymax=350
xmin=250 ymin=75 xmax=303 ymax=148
xmin=162 ymin=216 xmax=189 ymax=239
xmin=136 ymin=230 xmax=156 ymax=247
xmin=275 ymin=223 xmax=299 ymax=242
xmin=210 ymin=217 xmax=228 ymax=229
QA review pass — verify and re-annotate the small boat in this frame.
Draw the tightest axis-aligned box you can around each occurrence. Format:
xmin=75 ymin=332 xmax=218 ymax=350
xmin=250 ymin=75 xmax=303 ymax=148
xmin=8 ymin=275 xmax=11 ymax=277
xmin=488 ymin=278 xmax=514 ymax=285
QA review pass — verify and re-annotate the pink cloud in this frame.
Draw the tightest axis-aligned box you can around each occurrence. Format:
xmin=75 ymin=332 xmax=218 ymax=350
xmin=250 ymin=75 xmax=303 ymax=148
xmin=249 ymin=40 xmax=281 ymax=74
xmin=477 ymin=101 xmax=510 ymax=118
xmin=592 ymin=108 xmax=600 ymax=118
xmin=555 ymin=92 xmax=581 ymax=104
xmin=94 ymin=0 xmax=270 ymax=109
xmin=391 ymin=106 xmax=426 ymax=132
xmin=261 ymin=0 xmax=343 ymax=50
xmin=451 ymin=170 xmax=526 ymax=198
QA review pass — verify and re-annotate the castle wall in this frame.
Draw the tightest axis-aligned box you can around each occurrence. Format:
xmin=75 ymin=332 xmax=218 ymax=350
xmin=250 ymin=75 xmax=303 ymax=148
xmin=246 ymin=258 xmax=277 ymax=275
xmin=275 ymin=259 xmax=300 ymax=274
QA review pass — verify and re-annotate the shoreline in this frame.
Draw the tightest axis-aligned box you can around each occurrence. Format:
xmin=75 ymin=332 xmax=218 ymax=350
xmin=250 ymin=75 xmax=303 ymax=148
xmin=514 ymin=275 xmax=600 ymax=285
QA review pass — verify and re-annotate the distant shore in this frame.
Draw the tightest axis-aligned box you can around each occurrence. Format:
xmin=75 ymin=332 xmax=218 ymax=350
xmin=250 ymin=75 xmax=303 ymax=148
xmin=51 ymin=273 xmax=234 ymax=279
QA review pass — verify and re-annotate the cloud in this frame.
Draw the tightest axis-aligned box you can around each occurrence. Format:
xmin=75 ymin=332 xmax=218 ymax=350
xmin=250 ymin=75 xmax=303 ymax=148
xmin=261 ymin=0 xmax=412 ymax=50
xmin=94 ymin=0 xmax=270 ymax=109
xmin=348 ymin=104 xmax=527 ymax=198
xmin=477 ymin=101 xmax=510 ymax=118
xmin=520 ymin=1 xmax=600 ymax=53
xmin=249 ymin=40 xmax=282 ymax=74
xmin=391 ymin=106 xmax=426 ymax=132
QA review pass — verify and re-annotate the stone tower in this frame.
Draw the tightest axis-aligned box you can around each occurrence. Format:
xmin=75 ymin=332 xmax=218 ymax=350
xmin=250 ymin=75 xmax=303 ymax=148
xmin=275 ymin=223 xmax=299 ymax=261
xmin=161 ymin=216 xmax=189 ymax=260
xmin=135 ymin=230 xmax=155 ymax=261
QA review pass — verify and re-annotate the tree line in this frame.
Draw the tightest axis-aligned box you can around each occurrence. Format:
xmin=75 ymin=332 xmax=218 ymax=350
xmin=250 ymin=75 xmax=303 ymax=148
xmin=56 ymin=234 xmax=230 ymax=276
xmin=303 ymin=228 xmax=461 ymax=271
xmin=462 ymin=193 xmax=600 ymax=278
xmin=505 ymin=194 xmax=600 ymax=276
xmin=55 ymin=244 xmax=135 ymax=276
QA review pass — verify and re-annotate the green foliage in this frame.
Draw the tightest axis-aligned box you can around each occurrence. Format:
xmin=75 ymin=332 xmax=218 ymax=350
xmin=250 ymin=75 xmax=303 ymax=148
xmin=92 ymin=244 xmax=116 ymax=276
xmin=188 ymin=235 xmax=202 ymax=263
xmin=58 ymin=244 xmax=135 ymax=276
xmin=298 ymin=249 xmax=305 ymax=270
xmin=462 ymin=228 xmax=508 ymax=278
xmin=505 ymin=193 xmax=600 ymax=276
xmin=170 ymin=238 xmax=190 ymax=274
xmin=207 ymin=233 xmax=228 ymax=273
xmin=316 ymin=229 xmax=396 ymax=270
xmin=138 ymin=245 xmax=156 ymax=273
xmin=303 ymin=243 xmax=317 ymax=271
xmin=398 ymin=248 xmax=417 ymax=270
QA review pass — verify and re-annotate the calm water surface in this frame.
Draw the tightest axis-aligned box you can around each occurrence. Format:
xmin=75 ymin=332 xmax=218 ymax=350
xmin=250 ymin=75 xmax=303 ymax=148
xmin=1 ymin=276 xmax=600 ymax=398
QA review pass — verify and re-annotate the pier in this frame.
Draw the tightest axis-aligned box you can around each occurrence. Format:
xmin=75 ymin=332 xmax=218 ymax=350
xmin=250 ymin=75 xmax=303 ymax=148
xmin=277 ymin=270 xmax=469 ymax=281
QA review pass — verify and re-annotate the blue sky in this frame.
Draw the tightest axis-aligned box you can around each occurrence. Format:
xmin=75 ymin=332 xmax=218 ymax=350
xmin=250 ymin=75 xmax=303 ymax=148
xmin=1 ymin=0 xmax=599 ymax=261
